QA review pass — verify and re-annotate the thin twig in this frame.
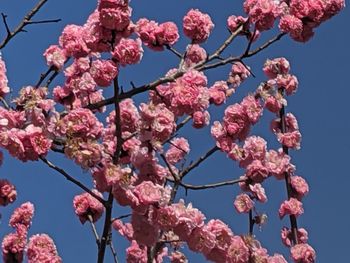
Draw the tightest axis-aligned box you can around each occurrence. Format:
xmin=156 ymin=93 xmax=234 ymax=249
xmin=35 ymin=66 xmax=54 ymax=88
xmin=165 ymin=45 xmax=182 ymax=58
xmin=40 ymin=157 xmax=106 ymax=205
xmin=0 ymin=0 xmax=60 ymax=49
xmin=109 ymin=241 xmax=119 ymax=263
xmin=88 ymin=215 xmax=101 ymax=247
xmin=179 ymin=178 xmax=245 ymax=190
xmin=180 ymin=146 xmax=219 ymax=178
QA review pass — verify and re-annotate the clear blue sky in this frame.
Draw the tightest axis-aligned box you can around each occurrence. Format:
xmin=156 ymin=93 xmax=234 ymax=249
xmin=0 ymin=0 xmax=349 ymax=262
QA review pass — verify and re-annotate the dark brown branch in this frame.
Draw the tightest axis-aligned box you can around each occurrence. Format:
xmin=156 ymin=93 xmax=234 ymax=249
xmin=165 ymin=45 xmax=182 ymax=58
xmin=109 ymin=242 xmax=119 ymax=263
xmin=246 ymin=33 xmax=286 ymax=58
xmin=40 ymin=157 xmax=106 ymax=205
xmin=179 ymin=178 xmax=245 ymax=190
xmin=0 ymin=0 xmax=60 ymax=49
xmin=180 ymin=145 xmax=219 ymax=178
xmin=35 ymin=66 xmax=54 ymax=88
xmin=278 ymin=88 xmax=299 ymax=245
xmin=24 ymin=18 xmax=61 ymax=25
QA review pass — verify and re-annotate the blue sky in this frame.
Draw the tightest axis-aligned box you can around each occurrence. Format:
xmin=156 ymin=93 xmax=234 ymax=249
xmin=0 ymin=0 xmax=349 ymax=262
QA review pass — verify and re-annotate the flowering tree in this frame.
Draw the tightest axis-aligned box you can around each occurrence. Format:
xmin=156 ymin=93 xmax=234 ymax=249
xmin=0 ymin=0 xmax=345 ymax=262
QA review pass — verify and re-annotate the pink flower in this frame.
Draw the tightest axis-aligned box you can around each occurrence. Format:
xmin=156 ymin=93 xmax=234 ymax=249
xmin=2 ymin=229 xmax=26 ymax=263
xmin=184 ymin=44 xmax=207 ymax=68
xmin=169 ymin=251 xmax=188 ymax=263
xmin=98 ymin=1 xmax=131 ymax=31
xmin=279 ymin=15 xmax=303 ymax=37
xmin=9 ymin=202 xmax=35 ymax=229
xmin=275 ymin=74 xmax=299 ymax=95
xmin=0 ymin=179 xmax=17 ymax=206
xmin=279 ymin=198 xmax=304 ymax=219
xmin=90 ymin=59 xmax=118 ymax=87
xmin=187 ymin=226 xmax=216 ymax=255
xmin=126 ymin=240 xmax=147 ymax=263
xmin=183 ymin=9 xmax=214 ymax=43
xmin=268 ymin=254 xmax=288 ymax=263
xmin=245 ymin=160 xmax=269 ymax=183
xmin=242 ymin=136 xmax=267 ymax=166
xmin=0 ymin=56 xmax=9 ymax=97
xmin=265 ymin=149 xmax=295 ymax=180
xmin=291 ymin=176 xmax=309 ymax=199
xmin=244 ymin=0 xmax=282 ymax=31
xmin=157 ymin=22 xmax=179 ymax=46
xmin=112 ymin=38 xmax=143 ymax=66
xmin=209 ymin=81 xmax=230 ymax=106
xmin=281 ymin=227 xmax=308 ymax=247
xmin=192 ymin=110 xmax=210 ymax=129
xmin=290 ymin=243 xmax=316 ymax=263
xmin=73 ymin=190 xmax=105 ymax=224
xmin=234 ymin=193 xmax=254 ymax=213
xmin=249 ymin=183 xmax=267 ymax=203
xmin=43 ymin=45 xmax=67 ymax=70
xmin=131 ymin=212 xmax=159 ymax=246
xmin=133 ymin=181 xmax=162 ymax=205
xmin=242 ymin=95 xmax=263 ymax=125
xmin=59 ymin=24 xmax=90 ymax=57
xmin=227 ymin=15 xmax=248 ymax=33
xmin=223 ymin=103 xmax=250 ymax=141
xmin=228 ymin=62 xmax=251 ymax=89
xmin=263 ymin=57 xmax=290 ymax=79
xmin=165 ymin=137 xmax=190 ymax=164
xmin=226 ymin=236 xmax=250 ymax=263
xmin=27 ymin=234 xmax=62 ymax=263
xmin=112 ymin=219 xmax=133 ymax=241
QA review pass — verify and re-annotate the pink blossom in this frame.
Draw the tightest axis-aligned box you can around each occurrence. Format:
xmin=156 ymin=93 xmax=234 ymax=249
xmin=58 ymin=108 xmax=103 ymax=139
xmin=98 ymin=1 xmax=131 ymax=31
xmin=242 ymin=95 xmax=263 ymax=124
xmin=90 ymin=59 xmax=118 ymax=87
xmin=73 ymin=190 xmax=105 ymax=224
xmin=245 ymin=160 xmax=269 ymax=183
xmin=227 ymin=15 xmax=248 ymax=33
xmin=43 ymin=45 xmax=67 ymax=70
xmin=192 ymin=110 xmax=210 ymax=129
xmin=275 ymin=74 xmax=299 ymax=95
xmin=133 ymin=181 xmax=162 ymax=205
xmin=2 ymin=229 xmax=26 ymax=263
xmin=165 ymin=137 xmax=190 ymax=164
xmin=243 ymin=0 xmax=281 ymax=31
xmin=277 ymin=131 xmax=302 ymax=149
xmin=209 ymin=81 xmax=230 ymax=106
xmin=249 ymin=183 xmax=267 ymax=203
xmin=0 ymin=56 xmax=9 ymax=97
xmin=59 ymin=24 xmax=90 ymax=57
xmin=136 ymin=18 xmax=160 ymax=50
xmin=183 ymin=9 xmax=214 ymax=43
xmin=264 ymin=95 xmax=283 ymax=113
xmin=169 ymin=251 xmax=188 ymax=263
xmin=187 ymin=226 xmax=216 ymax=255
xmin=242 ymin=136 xmax=267 ymax=166
xmin=112 ymin=38 xmax=143 ymax=66
xmin=279 ymin=15 xmax=303 ymax=37
xmin=234 ymin=193 xmax=254 ymax=213
xmin=9 ymin=202 xmax=35 ymax=229
xmin=157 ymin=22 xmax=180 ymax=46
xmin=226 ymin=236 xmax=250 ymax=263
xmin=268 ymin=254 xmax=288 ymax=263
xmin=265 ymin=149 xmax=295 ymax=180
xmin=126 ymin=240 xmax=147 ymax=263
xmin=290 ymin=243 xmax=316 ymax=263
xmin=228 ymin=62 xmax=251 ymax=89
xmin=291 ymin=176 xmax=309 ymax=199
xmin=263 ymin=57 xmax=290 ymax=79
xmin=27 ymin=234 xmax=62 ymax=263
xmin=223 ymin=103 xmax=250 ymax=141
xmin=279 ymin=198 xmax=304 ymax=219
xmin=0 ymin=179 xmax=17 ymax=206
xmin=131 ymin=212 xmax=159 ymax=246
xmin=184 ymin=44 xmax=207 ymax=68
xmin=281 ymin=227 xmax=308 ymax=247
xmin=112 ymin=219 xmax=133 ymax=241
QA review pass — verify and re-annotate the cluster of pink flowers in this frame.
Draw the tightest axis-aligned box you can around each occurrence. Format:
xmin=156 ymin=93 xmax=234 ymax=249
xmin=228 ymin=62 xmax=251 ymax=89
xmin=165 ymin=137 xmax=190 ymax=165
xmin=27 ymin=234 xmax=62 ymax=263
xmin=136 ymin=18 xmax=179 ymax=50
xmin=73 ymin=190 xmax=105 ymax=224
xmin=183 ymin=9 xmax=214 ymax=43
xmin=0 ymin=56 xmax=10 ymax=97
xmin=184 ymin=44 xmax=207 ymax=68
xmin=0 ymin=179 xmax=17 ymax=206
xmin=98 ymin=0 xmax=131 ymax=31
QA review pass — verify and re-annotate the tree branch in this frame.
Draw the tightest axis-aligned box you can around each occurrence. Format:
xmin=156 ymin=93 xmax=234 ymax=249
xmin=179 ymin=178 xmax=245 ymax=190
xmin=40 ymin=157 xmax=106 ymax=205
xmin=0 ymin=0 xmax=60 ymax=49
